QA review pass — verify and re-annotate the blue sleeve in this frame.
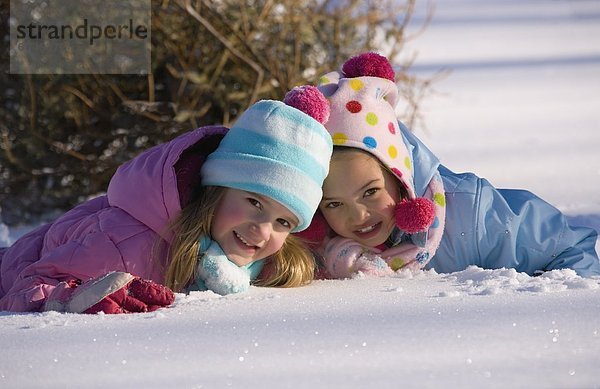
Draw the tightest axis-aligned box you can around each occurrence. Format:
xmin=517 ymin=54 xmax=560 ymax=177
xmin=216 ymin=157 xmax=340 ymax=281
xmin=399 ymin=123 xmax=600 ymax=277
xmin=476 ymin=181 xmax=600 ymax=277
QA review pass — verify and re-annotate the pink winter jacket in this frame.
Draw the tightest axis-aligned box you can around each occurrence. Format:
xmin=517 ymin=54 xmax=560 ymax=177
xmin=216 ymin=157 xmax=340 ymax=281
xmin=0 ymin=126 xmax=228 ymax=312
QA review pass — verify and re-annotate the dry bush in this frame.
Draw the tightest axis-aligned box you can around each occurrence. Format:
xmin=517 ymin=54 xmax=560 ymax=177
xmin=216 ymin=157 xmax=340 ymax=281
xmin=0 ymin=0 xmax=435 ymax=226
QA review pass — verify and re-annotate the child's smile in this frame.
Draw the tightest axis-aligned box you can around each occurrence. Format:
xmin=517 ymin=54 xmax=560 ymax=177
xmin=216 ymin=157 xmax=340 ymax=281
xmin=354 ymin=221 xmax=383 ymax=238
xmin=233 ymin=231 xmax=264 ymax=251
xmin=234 ymin=231 xmax=263 ymax=249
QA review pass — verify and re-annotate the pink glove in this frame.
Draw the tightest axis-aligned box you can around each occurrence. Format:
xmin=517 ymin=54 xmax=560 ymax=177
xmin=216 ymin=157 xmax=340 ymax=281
xmin=44 ymin=272 xmax=175 ymax=314
xmin=323 ymin=237 xmax=395 ymax=278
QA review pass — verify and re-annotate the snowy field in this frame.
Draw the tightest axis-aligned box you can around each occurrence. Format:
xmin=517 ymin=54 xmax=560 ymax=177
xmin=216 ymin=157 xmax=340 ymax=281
xmin=1 ymin=1 xmax=600 ymax=388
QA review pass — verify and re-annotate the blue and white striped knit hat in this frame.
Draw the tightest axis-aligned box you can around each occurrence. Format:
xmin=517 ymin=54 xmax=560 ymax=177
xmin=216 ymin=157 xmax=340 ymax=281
xmin=201 ymin=87 xmax=333 ymax=232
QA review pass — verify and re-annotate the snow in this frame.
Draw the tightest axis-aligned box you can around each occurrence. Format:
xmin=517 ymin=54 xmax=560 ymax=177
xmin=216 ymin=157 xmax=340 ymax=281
xmin=2 ymin=0 xmax=600 ymax=387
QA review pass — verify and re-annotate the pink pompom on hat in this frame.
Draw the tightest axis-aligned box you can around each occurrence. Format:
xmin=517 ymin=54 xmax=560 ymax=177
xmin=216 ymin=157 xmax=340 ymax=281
xmin=317 ymin=52 xmax=435 ymax=234
xmin=283 ymin=85 xmax=331 ymax=125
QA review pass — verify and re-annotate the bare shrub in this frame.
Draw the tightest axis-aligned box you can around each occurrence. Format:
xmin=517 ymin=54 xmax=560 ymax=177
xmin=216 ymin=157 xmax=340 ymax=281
xmin=0 ymin=0 xmax=436 ymax=226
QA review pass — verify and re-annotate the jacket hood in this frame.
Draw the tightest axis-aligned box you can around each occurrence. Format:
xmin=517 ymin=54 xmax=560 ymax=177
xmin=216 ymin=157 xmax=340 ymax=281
xmin=398 ymin=121 xmax=441 ymax=197
xmin=107 ymin=126 xmax=228 ymax=241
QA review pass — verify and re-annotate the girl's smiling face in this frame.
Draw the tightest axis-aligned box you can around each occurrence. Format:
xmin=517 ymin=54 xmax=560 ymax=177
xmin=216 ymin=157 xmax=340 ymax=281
xmin=319 ymin=149 xmax=402 ymax=248
xmin=211 ymin=188 xmax=299 ymax=266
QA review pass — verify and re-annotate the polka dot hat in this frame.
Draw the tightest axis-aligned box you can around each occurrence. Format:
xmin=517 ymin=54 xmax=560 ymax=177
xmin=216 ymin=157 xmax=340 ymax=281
xmin=317 ymin=52 xmax=436 ymax=234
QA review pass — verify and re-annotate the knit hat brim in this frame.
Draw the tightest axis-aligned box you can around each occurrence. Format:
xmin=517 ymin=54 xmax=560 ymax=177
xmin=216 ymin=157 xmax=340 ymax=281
xmin=201 ymin=100 xmax=333 ymax=231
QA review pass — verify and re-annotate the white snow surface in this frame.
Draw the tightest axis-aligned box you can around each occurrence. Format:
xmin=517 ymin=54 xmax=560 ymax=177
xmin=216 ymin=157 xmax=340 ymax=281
xmin=2 ymin=1 xmax=600 ymax=388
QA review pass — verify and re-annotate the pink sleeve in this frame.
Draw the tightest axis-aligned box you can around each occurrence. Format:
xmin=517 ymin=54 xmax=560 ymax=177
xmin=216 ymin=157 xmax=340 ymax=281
xmin=0 ymin=233 xmax=128 ymax=312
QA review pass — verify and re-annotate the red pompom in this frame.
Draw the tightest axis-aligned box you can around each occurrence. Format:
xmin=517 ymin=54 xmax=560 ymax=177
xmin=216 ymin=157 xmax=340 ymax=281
xmin=395 ymin=198 xmax=435 ymax=234
xmin=342 ymin=52 xmax=395 ymax=81
xmin=283 ymin=85 xmax=330 ymax=124
xmin=294 ymin=212 xmax=328 ymax=248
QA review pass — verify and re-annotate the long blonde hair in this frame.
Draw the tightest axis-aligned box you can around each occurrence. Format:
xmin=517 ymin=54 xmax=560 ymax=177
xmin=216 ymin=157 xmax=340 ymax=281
xmin=163 ymin=185 xmax=315 ymax=292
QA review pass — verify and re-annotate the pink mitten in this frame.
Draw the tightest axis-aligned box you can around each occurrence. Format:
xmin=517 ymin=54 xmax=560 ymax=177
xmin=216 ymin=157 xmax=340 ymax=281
xmin=354 ymin=253 xmax=395 ymax=277
xmin=324 ymin=237 xmax=394 ymax=278
xmin=44 ymin=272 xmax=175 ymax=314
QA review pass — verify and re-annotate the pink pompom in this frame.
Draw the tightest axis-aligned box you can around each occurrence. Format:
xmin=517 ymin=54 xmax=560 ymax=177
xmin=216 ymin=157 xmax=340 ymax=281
xmin=395 ymin=198 xmax=435 ymax=234
xmin=283 ymin=85 xmax=330 ymax=124
xmin=342 ymin=52 xmax=395 ymax=81
xmin=295 ymin=212 xmax=328 ymax=247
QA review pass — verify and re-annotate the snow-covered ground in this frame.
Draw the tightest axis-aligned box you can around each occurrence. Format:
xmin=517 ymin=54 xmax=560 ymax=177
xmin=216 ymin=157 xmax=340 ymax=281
xmin=2 ymin=1 xmax=600 ymax=388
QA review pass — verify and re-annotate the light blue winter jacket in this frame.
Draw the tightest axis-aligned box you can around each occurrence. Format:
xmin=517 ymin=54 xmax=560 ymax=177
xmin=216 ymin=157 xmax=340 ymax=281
xmin=399 ymin=122 xmax=600 ymax=277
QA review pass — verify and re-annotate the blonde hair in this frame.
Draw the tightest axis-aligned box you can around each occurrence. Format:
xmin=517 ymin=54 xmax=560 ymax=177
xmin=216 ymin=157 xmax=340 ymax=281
xmin=254 ymin=234 xmax=315 ymax=288
xmin=164 ymin=185 xmax=315 ymax=292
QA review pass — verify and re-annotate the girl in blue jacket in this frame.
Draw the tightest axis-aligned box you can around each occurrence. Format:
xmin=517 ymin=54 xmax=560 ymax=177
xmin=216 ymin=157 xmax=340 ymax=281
xmin=300 ymin=53 xmax=600 ymax=279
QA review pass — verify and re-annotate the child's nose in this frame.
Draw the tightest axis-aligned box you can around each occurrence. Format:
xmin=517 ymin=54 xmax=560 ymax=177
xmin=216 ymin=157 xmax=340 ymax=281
xmin=249 ymin=221 xmax=272 ymax=242
xmin=348 ymin=203 xmax=369 ymax=223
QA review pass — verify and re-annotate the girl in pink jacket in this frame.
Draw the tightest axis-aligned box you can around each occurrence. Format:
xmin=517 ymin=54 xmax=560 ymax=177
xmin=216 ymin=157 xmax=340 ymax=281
xmin=0 ymin=86 xmax=333 ymax=314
